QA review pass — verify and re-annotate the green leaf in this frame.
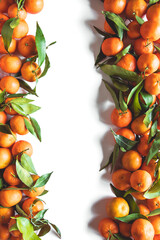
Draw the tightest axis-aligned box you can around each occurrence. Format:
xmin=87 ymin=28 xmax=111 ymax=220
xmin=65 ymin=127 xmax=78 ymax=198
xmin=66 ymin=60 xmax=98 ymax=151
xmin=46 ymin=41 xmax=56 ymax=49
xmin=147 ymin=208 xmax=160 ymax=217
xmin=38 ymin=224 xmax=51 ymax=237
xmin=127 ymin=80 xmax=143 ymax=105
xmin=115 ymin=45 xmax=131 ymax=64
xmin=119 ymin=91 xmax=128 ymax=112
xmin=1 ymin=18 xmax=14 ymax=52
xmin=30 ymin=117 xmax=42 ymax=142
xmin=99 ymin=152 xmax=113 ymax=171
xmin=16 ymin=204 xmax=28 ymax=217
xmin=39 ymin=54 xmax=50 ymax=78
xmin=93 ymin=26 xmax=113 ymax=37
xmin=125 ymin=194 xmax=140 ymax=214
xmin=11 ymin=103 xmax=26 ymax=116
xmin=0 ymin=124 xmax=14 ymax=135
xmin=144 ymin=179 xmax=160 ymax=199
xmin=155 ymin=45 xmax=160 ymax=53
xmin=133 ymin=14 xmax=144 ymax=25
xmin=103 ymin=11 xmax=128 ymax=31
xmin=111 ymin=77 xmax=129 ymax=92
xmin=9 ymin=223 xmax=18 ymax=232
xmin=50 ymin=223 xmax=61 ymax=239
xmin=111 ymin=143 xmax=120 ymax=172
xmin=7 ymin=93 xmax=28 ymax=98
xmin=110 ymin=184 xmax=126 ymax=197
xmin=34 ymin=209 xmax=48 ymax=220
xmin=10 ymin=18 xmax=20 ymax=28
xmin=21 ymin=103 xmax=41 ymax=115
xmin=140 ymin=91 xmax=153 ymax=108
xmin=21 ymin=153 xmax=37 ymax=175
xmin=0 ymin=178 xmax=3 ymax=190
xmin=0 ymin=90 xmax=6 ymax=104
xmin=101 ymin=64 xmax=142 ymax=82
xmin=36 ymin=22 xmax=46 ymax=67
xmin=131 ymin=83 xmax=143 ymax=117
xmin=16 ymin=160 xmax=33 ymax=187
xmin=33 ymin=172 xmax=53 ymax=188
xmin=18 ymin=79 xmax=38 ymax=96
xmin=24 ymin=118 xmax=36 ymax=137
xmin=10 ymin=98 xmax=34 ymax=105
xmin=103 ymin=80 xmax=119 ymax=109
xmin=115 ymin=213 xmax=147 ymax=223
xmin=143 ymin=106 xmax=154 ymax=128
xmin=149 ymin=0 xmax=159 ymax=6
xmin=146 ymin=132 xmax=160 ymax=165
xmin=39 ymin=190 xmax=48 ymax=196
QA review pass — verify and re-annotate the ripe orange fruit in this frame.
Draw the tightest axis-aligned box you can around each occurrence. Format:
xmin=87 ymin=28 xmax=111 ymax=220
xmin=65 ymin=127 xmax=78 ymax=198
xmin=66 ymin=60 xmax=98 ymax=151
xmin=3 ymin=164 xmax=21 ymax=186
xmin=0 ymin=36 xmax=16 ymax=54
xmin=22 ymin=197 xmax=44 ymax=217
xmin=140 ymin=20 xmax=160 ymax=42
xmin=104 ymin=0 xmax=126 ymax=14
xmin=119 ymin=222 xmax=131 ymax=237
xmin=12 ymin=140 xmax=33 ymax=157
xmin=0 ymin=13 xmax=9 ymax=33
xmin=5 ymin=98 xmax=17 ymax=115
xmin=8 ymin=3 xmax=27 ymax=20
xmin=146 ymin=4 xmax=160 ymax=21
xmin=21 ymin=61 xmax=41 ymax=82
xmin=106 ymin=197 xmax=129 ymax=218
xmin=10 ymin=115 xmax=30 ymax=135
xmin=111 ymin=108 xmax=132 ymax=128
xmin=0 ymin=0 xmax=14 ymax=13
xmin=131 ymin=114 xmax=152 ymax=135
xmin=131 ymin=191 xmax=146 ymax=200
xmin=141 ymin=159 xmax=157 ymax=180
xmin=138 ymin=204 xmax=150 ymax=216
xmin=134 ymin=38 xmax=154 ymax=56
xmin=131 ymin=218 xmax=155 ymax=240
xmin=0 ymin=112 xmax=7 ymax=124
xmin=149 ymin=216 xmax=160 ymax=235
xmin=0 ymin=76 xmax=20 ymax=94
xmin=9 ymin=216 xmax=22 ymax=238
xmin=0 ymin=54 xmax=22 ymax=74
xmin=137 ymin=53 xmax=159 ymax=75
xmin=117 ymin=54 xmax=136 ymax=72
xmin=0 ymin=186 xmax=22 ymax=207
xmin=115 ymin=128 xmax=135 ymax=141
xmin=0 ymin=132 xmax=16 ymax=148
xmin=137 ymin=133 xmax=153 ymax=156
xmin=98 ymin=218 xmax=119 ymax=238
xmin=12 ymin=20 xmax=29 ymax=39
xmin=147 ymin=197 xmax=160 ymax=211
xmin=24 ymin=0 xmax=44 ymax=14
xmin=0 ymin=207 xmax=14 ymax=224
xmin=18 ymin=35 xmax=37 ymax=58
xmin=145 ymin=73 xmax=160 ymax=95
xmin=122 ymin=150 xmax=142 ymax=172
xmin=127 ymin=21 xmax=141 ymax=39
xmin=104 ymin=21 xmax=115 ymax=34
xmin=101 ymin=38 xmax=124 ymax=56
xmin=0 ymin=148 xmax=12 ymax=169
xmin=125 ymin=0 xmax=147 ymax=19
xmin=0 ymin=224 xmax=10 ymax=240
xmin=23 ymin=175 xmax=45 ymax=197
xmin=130 ymin=170 xmax=152 ymax=192
xmin=112 ymin=169 xmax=131 ymax=191
xmin=155 ymin=52 xmax=160 ymax=70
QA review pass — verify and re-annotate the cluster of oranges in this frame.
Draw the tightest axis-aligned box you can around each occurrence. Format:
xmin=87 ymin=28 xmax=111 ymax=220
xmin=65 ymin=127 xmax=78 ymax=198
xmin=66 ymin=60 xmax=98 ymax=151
xmin=96 ymin=0 xmax=160 ymax=240
xmin=0 ymin=1 xmax=60 ymax=240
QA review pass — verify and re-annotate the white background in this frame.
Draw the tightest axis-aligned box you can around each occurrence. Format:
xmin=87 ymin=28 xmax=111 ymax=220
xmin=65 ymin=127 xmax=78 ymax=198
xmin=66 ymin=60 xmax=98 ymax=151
xmin=24 ymin=0 xmax=115 ymax=239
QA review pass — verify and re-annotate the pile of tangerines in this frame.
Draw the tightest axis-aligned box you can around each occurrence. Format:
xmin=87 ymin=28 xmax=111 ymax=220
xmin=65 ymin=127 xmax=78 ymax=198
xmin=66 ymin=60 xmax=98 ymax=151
xmin=0 ymin=0 xmax=60 ymax=240
xmin=96 ymin=0 xmax=160 ymax=240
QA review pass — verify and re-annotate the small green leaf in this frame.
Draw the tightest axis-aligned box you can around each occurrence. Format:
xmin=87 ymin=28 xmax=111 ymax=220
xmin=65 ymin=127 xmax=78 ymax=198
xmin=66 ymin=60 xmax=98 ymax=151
xmin=103 ymin=80 xmax=119 ymax=109
xmin=111 ymin=77 xmax=129 ymax=92
xmin=125 ymin=194 xmax=140 ymax=214
xmin=36 ymin=22 xmax=46 ymax=67
xmin=38 ymin=224 xmax=51 ymax=237
xmin=30 ymin=117 xmax=42 ymax=142
xmin=0 ymin=90 xmax=6 ymax=104
xmin=39 ymin=54 xmax=50 ymax=79
xmin=16 ymin=160 xmax=33 ymax=187
xmin=21 ymin=153 xmax=37 ymax=175
xmin=144 ymin=179 xmax=160 ymax=199
xmin=50 ymin=223 xmax=61 ymax=239
xmin=146 ymin=132 xmax=160 ymax=165
xmin=115 ymin=213 xmax=147 ymax=223
xmin=33 ymin=172 xmax=53 ymax=188
xmin=147 ymin=208 xmax=160 ymax=217
xmin=115 ymin=45 xmax=131 ymax=64
xmin=127 ymin=80 xmax=143 ymax=105
xmin=103 ymin=11 xmax=128 ymax=31
xmin=110 ymin=184 xmax=126 ymax=197
xmin=0 ymin=178 xmax=3 ymax=190
xmin=131 ymin=83 xmax=143 ymax=117
xmin=18 ymin=79 xmax=38 ymax=96
xmin=155 ymin=45 xmax=160 ymax=53
xmin=1 ymin=18 xmax=14 ymax=52
xmin=34 ymin=209 xmax=48 ymax=220
xmin=10 ymin=18 xmax=20 ymax=28
xmin=24 ymin=118 xmax=36 ymax=137
xmin=111 ymin=143 xmax=120 ymax=172
xmin=143 ymin=106 xmax=154 ymax=128
xmin=21 ymin=103 xmax=41 ymax=115
xmin=133 ymin=13 xmax=144 ymax=25
xmin=119 ymin=91 xmax=128 ymax=112
xmin=9 ymin=223 xmax=18 ymax=232
xmin=39 ymin=190 xmax=48 ymax=196
xmin=140 ymin=91 xmax=153 ymax=107
xmin=16 ymin=204 xmax=28 ymax=217
xmin=46 ymin=41 xmax=56 ymax=49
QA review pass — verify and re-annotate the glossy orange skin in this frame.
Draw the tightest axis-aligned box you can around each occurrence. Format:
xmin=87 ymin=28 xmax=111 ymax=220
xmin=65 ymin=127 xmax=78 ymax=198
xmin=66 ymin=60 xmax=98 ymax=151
xmin=0 ymin=55 xmax=22 ymax=74
xmin=0 ymin=224 xmax=10 ymax=240
xmin=138 ymin=204 xmax=150 ymax=216
xmin=125 ymin=0 xmax=147 ymax=19
xmin=155 ymin=52 xmax=160 ymax=70
xmin=149 ymin=216 xmax=160 ymax=235
xmin=12 ymin=20 xmax=29 ymax=39
xmin=131 ymin=191 xmax=146 ymax=200
xmin=0 ymin=13 xmax=9 ymax=33
xmin=134 ymin=38 xmax=154 ymax=56
xmin=98 ymin=218 xmax=119 ymax=238
xmin=21 ymin=61 xmax=41 ymax=82
xmin=137 ymin=53 xmax=159 ymax=75
xmin=0 ymin=76 xmax=20 ymax=94
xmin=0 ymin=0 xmax=14 ymax=13
xmin=12 ymin=140 xmax=33 ymax=157
xmin=104 ymin=21 xmax=115 ymax=34
xmin=131 ymin=114 xmax=152 ymax=135
xmin=112 ymin=169 xmax=131 ymax=191
xmin=23 ymin=175 xmax=45 ymax=197
xmin=0 ymin=36 xmax=16 ymax=54
xmin=147 ymin=197 xmax=160 ymax=211
xmin=127 ymin=21 xmax=141 ymax=39
xmin=10 ymin=115 xmax=30 ymax=135
xmin=101 ymin=38 xmax=124 ymax=56
xmin=117 ymin=54 xmax=136 ymax=72
xmin=0 ymin=207 xmax=14 ymax=224
xmin=0 ymin=112 xmax=7 ymax=124
xmin=3 ymin=164 xmax=21 ymax=186
xmin=130 ymin=170 xmax=152 ymax=192
xmin=5 ymin=98 xmax=17 ymax=115
xmin=106 ymin=197 xmax=129 ymax=219
xmin=145 ymin=73 xmax=160 ymax=96
xmin=9 ymin=217 xmax=22 ymax=238
xmin=122 ymin=150 xmax=142 ymax=172
xmin=111 ymin=108 xmax=132 ymax=128
xmin=137 ymin=134 xmax=152 ymax=156
xmin=0 ymin=186 xmax=22 ymax=207
xmin=24 ymin=0 xmax=44 ymax=14
xmin=119 ymin=222 xmax=131 ymax=237
xmin=116 ymin=128 xmax=135 ymax=141
xmin=140 ymin=21 xmax=160 ymax=42
xmin=147 ymin=4 xmax=160 ymax=21
xmin=141 ymin=159 xmax=157 ymax=180
xmin=8 ymin=3 xmax=27 ymax=20
xmin=131 ymin=218 xmax=155 ymax=240
xmin=0 ymin=132 xmax=16 ymax=148
xmin=18 ymin=35 xmax=37 ymax=58
xmin=22 ymin=197 xmax=44 ymax=217
xmin=104 ymin=0 xmax=126 ymax=14
xmin=0 ymin=148 xmax=12 ymax=169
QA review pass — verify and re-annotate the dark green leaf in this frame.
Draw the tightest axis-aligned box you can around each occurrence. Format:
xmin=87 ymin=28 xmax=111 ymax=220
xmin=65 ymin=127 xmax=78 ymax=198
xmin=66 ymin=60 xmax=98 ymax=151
xmin=127 ymin=80 xmax=143 ymax=105
xmin=125 ymin=194 xmax=140 ymax=214
xmin=7 ymin=93 xmax=28 ymax=98
xmin=99 ymin=152 xmax=113 ymax=171
xmin=103 ymin=80 xmax=119 ymax=109
xmin=50 ymin=223 xmax=61 ymax=239
xmin=131 ymin=83 xmax=143 ymax=117
xmin=123 ymin=188 xmax=136 ymax=197
xmin=46 ymin=41 xmax=56 ymax=49
xmin=111 ymin=143 xmax=120 ymax=172
xmin=39 ymin=54 xmax=50 ymax=78
xmin=0 ymin=90 xmax=6 ymax=104
xmin=39 ymin=190 xmax=48 ymax=196
xmin=16 ymin=160 xmax=33 ymax=187
xmin=140 ymin=91 xmax=153 ymax=108
xmin=115 ymin=213 xmax=147 ymax=223
xmin=1 ymin=18 xmax=14 ymax=52
xmin=143 ymin=106 xmax=154 ymax=128
xmin=119 ymin=91 xmax=128 ymax=112
xmin=93 ymin=26 xmax=113 ymax=38
xmin=33 ymin=172 xmax=53 ymax=188
xmin=36 ymin=22 xmax=46 ymax=66
xmin=21 ymin=153 xmax=37 ymax=175
xmin=0 ymin=178 xmax=3 ymax=190
xmin=110 ymin=184 xmax=126 ymax=197
xmin=111 ymin=77 xmax=129 ymax=92
xmin=16 ymin=204 xmax=28 ymax=217
xmin=38 ymin=224 xmax=51 ymax=237
xmin=147 ymin=208 xmax=160 ymax=217
xmin=115 ymin=45 xmax=131 ymax=64
xmin=95 ymin=47 xmax=106 ymax=66
xmin=146 ymin=132 xmax=160 ymax=165
xmin=103 ymin=11 xmax=128 ymax=31
xmin=0 ymin=124 xmax=14 ymax=136
xmin=30 ymin=117 xmax=42 ymax=142
xmin=19 ymin=79 xmax=38 ymax=96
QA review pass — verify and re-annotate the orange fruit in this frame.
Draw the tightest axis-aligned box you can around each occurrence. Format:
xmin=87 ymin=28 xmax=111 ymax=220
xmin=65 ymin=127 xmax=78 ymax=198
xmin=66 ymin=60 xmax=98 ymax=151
xmin=0 ymin=224 xmax=10 ymax=240
xmin=21 ymin=61 xmax=41 ymax=82
xmin=134 ymin=38 xmax=154 ymax=56
xmin=24 ymin=0 xmax=44 ymax=14
xmin=140 ymin=20 xmax=160 ymax=42
xmin=0 ymin=148 xmax=12 ymax=169
xmin=0 ymin=0 xmax=14 ymax=13
xmin=122 ymin=150 xmax=142 ymax=172
xmin=0 ymin=207 xmax=14 ymax=224
xmin=137 ymin=53 xmax=159 ymax=75
xmin=106 ymin=197 xmax=129 ymax=218
xmin=130 ymin=170 xmax=152 ymax=192
xmin=131 ymin=218 xmax=155 ymax=240
xmin=0 ymin=36 xmax=16 ymax=54
xmin=8 ymin=3 xmax=27 ymax=20
xmin=145 ymin=73 xmax=160 ymax=96
xmin=0 ymin=13 xmax=9 ymax=33
xmin=119 ymin=222 xmax=131 ymax=237
xmin=115 ymin=128 xmax=135 ymax=141
xmin=104 ymin=21 xmax=115 ymax=34
xmin=17 ymin=35 xmax=37 ymax=58
xmin=154 ymin=235 xmax=160 ymax=240
xmin=131 ymin=114 xmax=152 ymax=135
xmin=131 ymin=191 xmax=146 ymax=200
xmin=3 ymin=164 xmax=21 ymax=186
xmin=112 ymin=169 xmax=131 ymax=191
xmin=0 ymin=54 xmax=22 ymax=74
xmin=0 ymin=186 xmax=22 ymax=207
xmin=5 ymin=98 xmax=17 ymax=115
xmin=146 ymin=4 xmax=160 ymax=21
xmin=98 ymin=218 xmax=119 ymax=238
xmin=12 ymin=20 xmax=29 ymax=39
xmin=111 ymin=108 xmax=132 ymax=128
xmin=12 ymin=140 xmax=33 ymax=158
xmin=23 ymin=175 xmax=45 ymax=197
xmin=127 ymin=21 xmax=141 ymax=39
xmin=101 ymin=38 xmax=124 ymax=56
xmin=104 ymin=0 xmax=126 ymax=14
xmin=0 ymin=76 xmax=20 ymax=94
xmin=117 ymin=54 xmax=136 ymax=72
xmin=147 ymin=197 xmax=160 ymax=211
xmin=9 ymin=216 xmax=22 ymax=238
xmin=149 ymin=216 xmax=160 ymax=235
xmin=125 ymin=0 xmax=147 ymax=19
xmin=0 ymin=112 xmax=7 ymax=124
xmin=0 ymin=132 xmax=16 ymax=148
xmin=138 ymin=204 xmax=150 ymax=216
xmin=155 ymin=52 xmax=160 ymax=70
xmin=22 ymin=197 xmax=44 ymax=217
xmin=141 ymin=159 xmax=157 ymax=180
xmin=137 ymin=134 xmax=153 ymax=156
xmin=10 ymin=115 xmax=30 ymax=135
